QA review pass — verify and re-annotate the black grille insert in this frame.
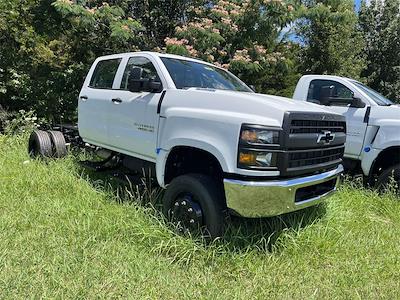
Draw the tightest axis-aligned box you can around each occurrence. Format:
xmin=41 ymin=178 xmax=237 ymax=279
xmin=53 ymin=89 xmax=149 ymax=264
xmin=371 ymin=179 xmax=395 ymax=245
xmin=288 ymin=146 xmax=344 ymax=169
xmin=290 ymin=120 xmax=346 ymax=134
xmin=295 ymin=178 xmax=337 ymax=202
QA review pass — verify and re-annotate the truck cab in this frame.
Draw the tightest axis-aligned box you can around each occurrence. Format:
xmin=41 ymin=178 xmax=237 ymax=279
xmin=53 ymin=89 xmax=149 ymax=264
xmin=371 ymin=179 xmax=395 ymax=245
xmin=293 ymin=75 xmax=400 ymax=189
xmin=72 ymin=53 xmax=346 ymax=238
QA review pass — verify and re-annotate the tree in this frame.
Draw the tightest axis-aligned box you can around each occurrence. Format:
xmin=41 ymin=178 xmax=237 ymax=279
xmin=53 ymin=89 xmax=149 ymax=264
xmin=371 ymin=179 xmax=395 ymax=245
xmin=359 ymin=0 xmax=400 ymax=103
xmin=164 ymin=0 xmax=301 ymax=97
xmin=0 ymin=0 xmax=208 ymax=121
xmin=0 ymin=0 xmax=144 ymax=122
xmin=296 ymin=0 xmax=364 ymax=79
xmin=126 ymin=0 xmax=204 ymax=49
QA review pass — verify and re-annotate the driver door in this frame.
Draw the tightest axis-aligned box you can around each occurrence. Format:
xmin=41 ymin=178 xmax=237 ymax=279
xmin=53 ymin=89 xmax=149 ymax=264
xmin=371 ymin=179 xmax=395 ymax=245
xmin=307 ymin=79 xmax=368 ymax=158
xmin=107 ymin=56 xmax=164 ymax=161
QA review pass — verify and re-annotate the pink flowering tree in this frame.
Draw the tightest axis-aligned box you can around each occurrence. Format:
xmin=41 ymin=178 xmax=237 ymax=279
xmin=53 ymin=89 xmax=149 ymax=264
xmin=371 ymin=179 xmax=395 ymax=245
xmin=164 ymin=0 xmax=299 ymax=95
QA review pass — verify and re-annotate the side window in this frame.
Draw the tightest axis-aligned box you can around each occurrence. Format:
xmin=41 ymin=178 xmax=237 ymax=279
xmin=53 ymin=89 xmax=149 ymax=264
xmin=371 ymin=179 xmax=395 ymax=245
xmin=307 ymin=80 xmax=353 ymax=106
xmin=89 ymin=58 xmax=121 ymax=89
xmin=120 ymin=56 xmax=160 ymax=90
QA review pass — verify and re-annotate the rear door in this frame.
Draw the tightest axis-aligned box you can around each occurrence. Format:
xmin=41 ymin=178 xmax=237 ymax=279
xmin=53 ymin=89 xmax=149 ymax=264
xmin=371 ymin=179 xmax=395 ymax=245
xmin=107 ymin=55 xmax=164 ymax=161
xmin=78 ymin=57 xmax=122 ymax=146
xmin=306 ymin=79 xmax=368 ymax=158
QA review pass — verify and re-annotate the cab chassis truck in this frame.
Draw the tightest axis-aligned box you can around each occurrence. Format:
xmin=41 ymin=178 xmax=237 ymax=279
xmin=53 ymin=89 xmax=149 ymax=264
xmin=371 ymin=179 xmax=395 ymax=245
xmin=28 ymin=52 xmax=346 ymax=238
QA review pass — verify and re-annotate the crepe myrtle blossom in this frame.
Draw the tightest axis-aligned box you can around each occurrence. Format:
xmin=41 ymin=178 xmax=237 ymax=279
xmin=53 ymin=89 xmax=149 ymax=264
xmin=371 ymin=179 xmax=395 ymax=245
xmin=164 ymin=0 xmax=295 ymax=75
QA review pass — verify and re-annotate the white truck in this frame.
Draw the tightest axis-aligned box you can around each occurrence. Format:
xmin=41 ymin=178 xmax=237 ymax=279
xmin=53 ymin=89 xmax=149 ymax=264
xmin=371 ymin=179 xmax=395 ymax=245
xmin=29 ymin=52 xmax=346 ymax=238
xmin=293 ymin=75 xmax=400 ymax=189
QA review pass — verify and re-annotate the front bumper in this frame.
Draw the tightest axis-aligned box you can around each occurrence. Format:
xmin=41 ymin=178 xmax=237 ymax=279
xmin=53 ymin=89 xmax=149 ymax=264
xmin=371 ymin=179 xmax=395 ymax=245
xmin=223 ymin=165 xmax=343 ymax=218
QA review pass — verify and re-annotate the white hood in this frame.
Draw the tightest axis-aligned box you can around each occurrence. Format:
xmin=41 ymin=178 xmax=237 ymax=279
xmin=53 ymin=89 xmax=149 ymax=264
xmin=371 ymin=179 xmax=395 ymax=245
xmin=369 ymin=104 xmax=400 ymax=126
xmin=162 ymin=89 xmax=339 ymax=127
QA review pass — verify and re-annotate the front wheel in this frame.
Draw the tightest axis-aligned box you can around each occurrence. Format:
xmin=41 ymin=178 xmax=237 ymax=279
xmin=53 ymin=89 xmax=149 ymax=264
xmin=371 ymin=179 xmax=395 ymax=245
xmin=377 ymin=164 xmax=400 ymax=194
xmin=162 ymin=174 xmax=226 ymax=239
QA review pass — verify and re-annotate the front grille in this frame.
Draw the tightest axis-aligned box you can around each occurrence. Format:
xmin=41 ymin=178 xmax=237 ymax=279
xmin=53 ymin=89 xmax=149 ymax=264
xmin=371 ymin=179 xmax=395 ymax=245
xmin=290 ymin=120 xmax=346 ymax=134
xmin=288 ymin=146 xmax=344 ymax=169
xmin=278 ymin=112 xmax=346 ymax=177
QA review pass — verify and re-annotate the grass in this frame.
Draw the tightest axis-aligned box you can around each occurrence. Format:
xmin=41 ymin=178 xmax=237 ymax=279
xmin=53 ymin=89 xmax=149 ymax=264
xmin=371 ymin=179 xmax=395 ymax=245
xmin=1 ymin=134 xmax=400 ymax=299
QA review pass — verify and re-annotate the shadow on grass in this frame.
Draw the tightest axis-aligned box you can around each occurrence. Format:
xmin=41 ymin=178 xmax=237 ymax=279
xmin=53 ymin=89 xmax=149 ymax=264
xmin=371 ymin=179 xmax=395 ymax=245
xmin=76 ymin=161 xmax=163 ymax=207
xmin=222 ymin=204 xmax=326 ymax=252
xmin=77 ymin=161 xmax=326 ymax=253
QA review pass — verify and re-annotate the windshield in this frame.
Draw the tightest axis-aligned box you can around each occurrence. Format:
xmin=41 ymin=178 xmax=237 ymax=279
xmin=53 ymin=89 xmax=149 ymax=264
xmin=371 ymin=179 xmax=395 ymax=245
xmin=351 ymin=81 xmax=393 ymax=106
xmin=161 ymin=57 xmax=253 ymax=92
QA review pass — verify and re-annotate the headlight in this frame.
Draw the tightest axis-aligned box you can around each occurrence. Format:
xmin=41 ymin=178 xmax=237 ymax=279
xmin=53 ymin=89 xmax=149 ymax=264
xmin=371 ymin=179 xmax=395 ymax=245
xmin=238 ymin=124 xmax=281 ymax=170
xmin=240 ymin=125 xmax=280 ymax=145
xmin=238 ymin=150 xmax=277 ymax=168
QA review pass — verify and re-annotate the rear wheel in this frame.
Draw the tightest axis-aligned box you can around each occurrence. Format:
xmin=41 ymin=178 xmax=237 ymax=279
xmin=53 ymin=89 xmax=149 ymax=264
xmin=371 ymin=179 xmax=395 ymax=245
xmin=48 ymin=130 xmax=67 ymax=158
xmin=28 ymin=130 xmax=53 ymax=158
xmin=377 ymin=164 xmax=400 ymax=194
xmin=162 ymin=174 xmax=226 ymax=239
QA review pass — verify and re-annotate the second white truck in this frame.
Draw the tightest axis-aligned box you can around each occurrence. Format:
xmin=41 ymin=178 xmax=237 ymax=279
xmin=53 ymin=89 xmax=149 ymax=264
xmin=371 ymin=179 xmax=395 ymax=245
xmin=293 ymin=75 xmax=400 ymax=189
xmin=29 ymin=52 xmax=346 ymax=238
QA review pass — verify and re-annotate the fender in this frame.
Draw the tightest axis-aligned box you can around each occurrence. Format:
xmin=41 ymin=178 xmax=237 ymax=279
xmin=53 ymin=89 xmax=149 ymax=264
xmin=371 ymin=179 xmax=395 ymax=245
xmin=155 ymin=138 xmax=231 ymax=187
xmin=371 ymin=125 xmax=400 ymax=151
xmin=361 ymin=125 xmax=400 ymax=176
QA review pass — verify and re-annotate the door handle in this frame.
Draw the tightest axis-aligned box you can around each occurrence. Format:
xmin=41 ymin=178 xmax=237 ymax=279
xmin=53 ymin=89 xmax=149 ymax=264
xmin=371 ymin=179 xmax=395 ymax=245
xmin=111 ymin=98 xmax=122 ymax=104
xmin=80 ymin=95 xmax=88 ymax=101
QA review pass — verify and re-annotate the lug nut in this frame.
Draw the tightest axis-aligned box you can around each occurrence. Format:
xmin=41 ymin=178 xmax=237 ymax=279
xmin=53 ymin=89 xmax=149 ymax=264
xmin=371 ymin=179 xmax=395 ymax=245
xmin=188 ymin=208 xmax=193 ymax=212
xmin=189 ymin=219 xmax=195 ymax=224
xmin=174 ymin=202 xmax=179 ymax=206
xmin=181 ymin=201 xmax=186 ymax=206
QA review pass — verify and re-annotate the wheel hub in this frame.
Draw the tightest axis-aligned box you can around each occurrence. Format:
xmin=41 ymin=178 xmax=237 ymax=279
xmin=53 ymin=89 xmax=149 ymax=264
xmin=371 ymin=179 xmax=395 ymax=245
xmin=170 ymin=193 xmax=203 ymax=233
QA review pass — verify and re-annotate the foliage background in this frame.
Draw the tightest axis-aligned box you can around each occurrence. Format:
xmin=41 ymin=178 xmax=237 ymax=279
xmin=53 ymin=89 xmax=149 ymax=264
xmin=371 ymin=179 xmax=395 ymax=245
xmin=0 ymin=0 xmax=398 ymax=123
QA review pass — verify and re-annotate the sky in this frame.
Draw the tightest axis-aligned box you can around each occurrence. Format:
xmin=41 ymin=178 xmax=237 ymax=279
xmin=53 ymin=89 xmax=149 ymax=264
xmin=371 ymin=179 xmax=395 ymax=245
xmin=355 ymin=0 xmax=374 ymax=11
xmin=355 ymin=0 xmax=362 ymax=10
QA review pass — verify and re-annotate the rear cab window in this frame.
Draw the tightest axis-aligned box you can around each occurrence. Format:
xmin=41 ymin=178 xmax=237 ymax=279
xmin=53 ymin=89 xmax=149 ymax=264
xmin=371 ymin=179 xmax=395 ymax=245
xmin=89 ymin=58 xmax=122 ymax=89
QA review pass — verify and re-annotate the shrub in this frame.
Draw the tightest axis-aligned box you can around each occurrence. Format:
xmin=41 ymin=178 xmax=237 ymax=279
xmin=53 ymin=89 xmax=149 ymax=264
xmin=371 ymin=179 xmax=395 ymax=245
xmin=3 ymin=109 xmax=42 ymax=135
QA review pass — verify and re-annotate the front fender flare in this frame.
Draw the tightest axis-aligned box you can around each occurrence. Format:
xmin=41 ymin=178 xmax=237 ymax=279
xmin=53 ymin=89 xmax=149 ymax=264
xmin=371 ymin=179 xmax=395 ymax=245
xmin=155 ymin=138 xmax=231 ymax=187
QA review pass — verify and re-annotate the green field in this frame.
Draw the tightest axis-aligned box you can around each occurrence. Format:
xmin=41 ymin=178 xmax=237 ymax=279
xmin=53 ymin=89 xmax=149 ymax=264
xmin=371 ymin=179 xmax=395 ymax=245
xmin=1 ymin=134 xmax=399 ymax=299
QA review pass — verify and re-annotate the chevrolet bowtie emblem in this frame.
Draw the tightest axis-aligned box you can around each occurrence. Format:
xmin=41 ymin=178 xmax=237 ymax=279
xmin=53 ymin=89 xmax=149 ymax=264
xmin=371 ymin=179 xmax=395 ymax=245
xmin=317 ymin=130 xmax=335 ymax=144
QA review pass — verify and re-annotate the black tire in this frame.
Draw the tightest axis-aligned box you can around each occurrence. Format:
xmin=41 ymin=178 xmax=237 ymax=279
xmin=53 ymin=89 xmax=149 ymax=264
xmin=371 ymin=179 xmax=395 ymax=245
xmin=48 ymin=130 xmax=67 ymax=158
xmin=28 ymin=130 xmax=53 ymax=158
xmin=376 ymin=164 xmax=400 ymax=193
xmin=162 ymin=173 xmax=226 ymax=239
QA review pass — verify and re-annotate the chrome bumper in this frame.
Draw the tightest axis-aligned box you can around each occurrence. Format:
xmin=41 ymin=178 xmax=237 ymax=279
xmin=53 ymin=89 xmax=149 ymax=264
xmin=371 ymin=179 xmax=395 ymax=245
xmin=223 ymin=165 xmax=343 ymax=218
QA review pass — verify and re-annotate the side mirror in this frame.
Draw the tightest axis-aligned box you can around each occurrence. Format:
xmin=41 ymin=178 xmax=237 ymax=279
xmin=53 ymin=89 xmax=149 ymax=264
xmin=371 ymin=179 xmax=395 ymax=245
xmin=127 ymin=67 xmax=162 ymax=93
xmin=322 ymin=96 xmax=365 ymax=108
xmin=149 ymin=81 xmax=162 ymax=92
xmin=128 ymin=67 xmax=145 ymax=93
xmin=350 ymin=97 xmax=366 ymax=108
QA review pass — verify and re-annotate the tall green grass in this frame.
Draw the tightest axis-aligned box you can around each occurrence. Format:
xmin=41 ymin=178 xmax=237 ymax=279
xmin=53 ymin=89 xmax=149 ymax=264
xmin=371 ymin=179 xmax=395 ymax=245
xmin=0 ymin=134 xmax=399 ymax=299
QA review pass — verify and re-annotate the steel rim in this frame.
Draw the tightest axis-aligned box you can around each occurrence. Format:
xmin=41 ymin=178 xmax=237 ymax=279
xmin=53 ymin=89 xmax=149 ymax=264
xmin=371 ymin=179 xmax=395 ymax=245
xmin=169 ymin=192 xmax=204 ymax=234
